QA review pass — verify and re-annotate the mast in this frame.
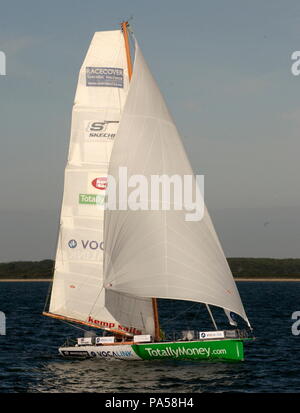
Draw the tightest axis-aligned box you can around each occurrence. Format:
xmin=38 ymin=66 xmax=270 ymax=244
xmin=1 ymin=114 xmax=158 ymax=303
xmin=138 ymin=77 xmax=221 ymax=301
xmin=121 ymin=21 xmax=161 ymax=342
xmin=121 ymin=21 xmax=133 ymax=80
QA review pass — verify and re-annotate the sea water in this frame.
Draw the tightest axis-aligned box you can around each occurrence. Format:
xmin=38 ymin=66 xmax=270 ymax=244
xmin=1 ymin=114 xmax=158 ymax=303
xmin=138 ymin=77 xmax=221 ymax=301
xmin=0 ymin=281 xmax=299 ymax=393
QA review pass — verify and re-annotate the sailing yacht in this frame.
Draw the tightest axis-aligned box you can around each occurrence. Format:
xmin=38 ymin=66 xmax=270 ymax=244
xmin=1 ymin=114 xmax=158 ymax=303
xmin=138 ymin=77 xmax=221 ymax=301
xmin=43 ymin=22 xmax=253 ymax=361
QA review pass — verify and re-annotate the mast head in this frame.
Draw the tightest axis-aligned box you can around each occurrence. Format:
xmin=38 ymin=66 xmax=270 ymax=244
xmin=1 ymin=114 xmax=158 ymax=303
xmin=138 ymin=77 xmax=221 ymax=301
xmin=120 ymin=21 xmax=129 ymax=32
xmin=120 ymin=17 xmax=133 ymax=32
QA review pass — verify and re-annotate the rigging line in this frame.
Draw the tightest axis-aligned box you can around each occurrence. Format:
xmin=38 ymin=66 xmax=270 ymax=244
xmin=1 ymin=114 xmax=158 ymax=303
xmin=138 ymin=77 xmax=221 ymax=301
xmin=159 ymin=121 xmax=169 ymax=306
xmin=189 ymin=303 xmax=204 ymax=330
xmin=162 ymin=301 xmax=199 ymax=324
xmin=140 ymin=311 xmax=146 ymax=330
xmin=43 ymin=222 xmax=63 ymax=313
xmin=104 ymin=33 xmax=122 ymax=118
xmin=43 ymin=279 xmax=53 ymax=313
xmin=206 ymin=304 xmax=218 ymax=330
xmin=116 ymin=34 xmax=123 ymax=116
xmin=88 ymin=284 xmax=105 ymax=317
xmin=127 ymin=25 xmax=136 ymax=76
xmin=59 ymin=318 xmax=91 ymax=333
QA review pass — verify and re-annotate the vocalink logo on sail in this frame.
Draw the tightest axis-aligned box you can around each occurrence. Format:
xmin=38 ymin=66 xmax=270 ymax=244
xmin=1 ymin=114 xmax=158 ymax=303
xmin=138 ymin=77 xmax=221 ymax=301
xmin=68 ymin=239 xmax=104 ymax=250
xmin=68 ymin=239 xmax=77 ymax=248
xmin=0 ymin=51 xmax=6 ymax=75
xmin=67 ymin=239 xmax=104 ymax=261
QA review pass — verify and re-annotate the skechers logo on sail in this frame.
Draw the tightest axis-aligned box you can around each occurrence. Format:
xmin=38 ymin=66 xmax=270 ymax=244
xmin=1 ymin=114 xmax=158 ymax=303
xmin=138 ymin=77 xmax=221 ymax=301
xmin=86 ymin=67 xmax=123 ymax=88
xmin=68 ymin=239 xmax=104 ymax=250
xmin=85 ymin=120 xmax=119 ymax=140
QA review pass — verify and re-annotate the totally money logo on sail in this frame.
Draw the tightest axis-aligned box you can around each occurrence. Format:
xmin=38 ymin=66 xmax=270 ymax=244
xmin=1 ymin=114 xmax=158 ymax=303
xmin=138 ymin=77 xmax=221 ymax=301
xmin=78 ymin=193 xmax=105 ymax=205
xmin=84 ymin=120 xmax=119 ymax=141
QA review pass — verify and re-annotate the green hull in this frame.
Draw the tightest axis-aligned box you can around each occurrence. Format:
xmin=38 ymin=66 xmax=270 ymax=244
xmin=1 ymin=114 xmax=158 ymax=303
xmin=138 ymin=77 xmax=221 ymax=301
xmin=133 ymin=339 xmax=244 ymax=361
xmin=60 ymin=339 xmax=245 ymax=361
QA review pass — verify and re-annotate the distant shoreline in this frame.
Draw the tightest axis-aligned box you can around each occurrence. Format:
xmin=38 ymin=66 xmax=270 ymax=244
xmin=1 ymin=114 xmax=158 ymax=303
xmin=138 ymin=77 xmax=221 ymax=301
xmin=0 ymin=278 xmax=300 ymax=282
xmin=235 ymin=278 xmax=300 ymax=281
xmin=2 ymin=258 xmax=300 ymax=281
xmin=0 ymin=279 xmax=52 ymax=282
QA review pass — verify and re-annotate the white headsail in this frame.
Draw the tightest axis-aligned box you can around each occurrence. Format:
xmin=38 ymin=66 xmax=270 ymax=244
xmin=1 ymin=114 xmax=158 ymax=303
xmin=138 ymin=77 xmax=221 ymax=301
xmin=47 ymin=31 xmax=155 ymax=336
xmin=103 ymin=41 xmax=250 ymax=327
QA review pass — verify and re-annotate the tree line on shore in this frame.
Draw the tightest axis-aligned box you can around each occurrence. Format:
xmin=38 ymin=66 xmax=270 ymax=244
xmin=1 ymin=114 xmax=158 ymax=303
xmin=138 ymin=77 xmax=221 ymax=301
xmin=0 ymin=258 xmax=300 ymax=279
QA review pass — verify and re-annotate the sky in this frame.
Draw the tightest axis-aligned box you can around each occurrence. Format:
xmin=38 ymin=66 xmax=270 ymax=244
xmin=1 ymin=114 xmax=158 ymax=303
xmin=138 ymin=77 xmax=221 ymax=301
xmin=0 ymin=0 xmax=300 ymax=261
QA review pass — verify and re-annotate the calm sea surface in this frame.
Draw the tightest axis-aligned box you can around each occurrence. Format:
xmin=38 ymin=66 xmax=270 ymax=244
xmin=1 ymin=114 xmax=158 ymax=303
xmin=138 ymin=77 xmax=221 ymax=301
xmin=0 ymin=281 xmax=299 ymax=393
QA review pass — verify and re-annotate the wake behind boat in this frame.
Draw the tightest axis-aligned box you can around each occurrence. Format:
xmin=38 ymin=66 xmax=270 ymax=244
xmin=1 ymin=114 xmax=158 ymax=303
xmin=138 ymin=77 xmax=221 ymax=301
xmin=43 ymin=21 xmax=253 ymax=361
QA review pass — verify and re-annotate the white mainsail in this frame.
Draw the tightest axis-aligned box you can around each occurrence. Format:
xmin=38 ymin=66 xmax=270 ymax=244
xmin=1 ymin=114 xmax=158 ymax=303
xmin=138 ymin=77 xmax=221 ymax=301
xmin=104 ymin=41 xmax=251 ymax=328
xmin=47 ymin=31 xmax=155 ymax=336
